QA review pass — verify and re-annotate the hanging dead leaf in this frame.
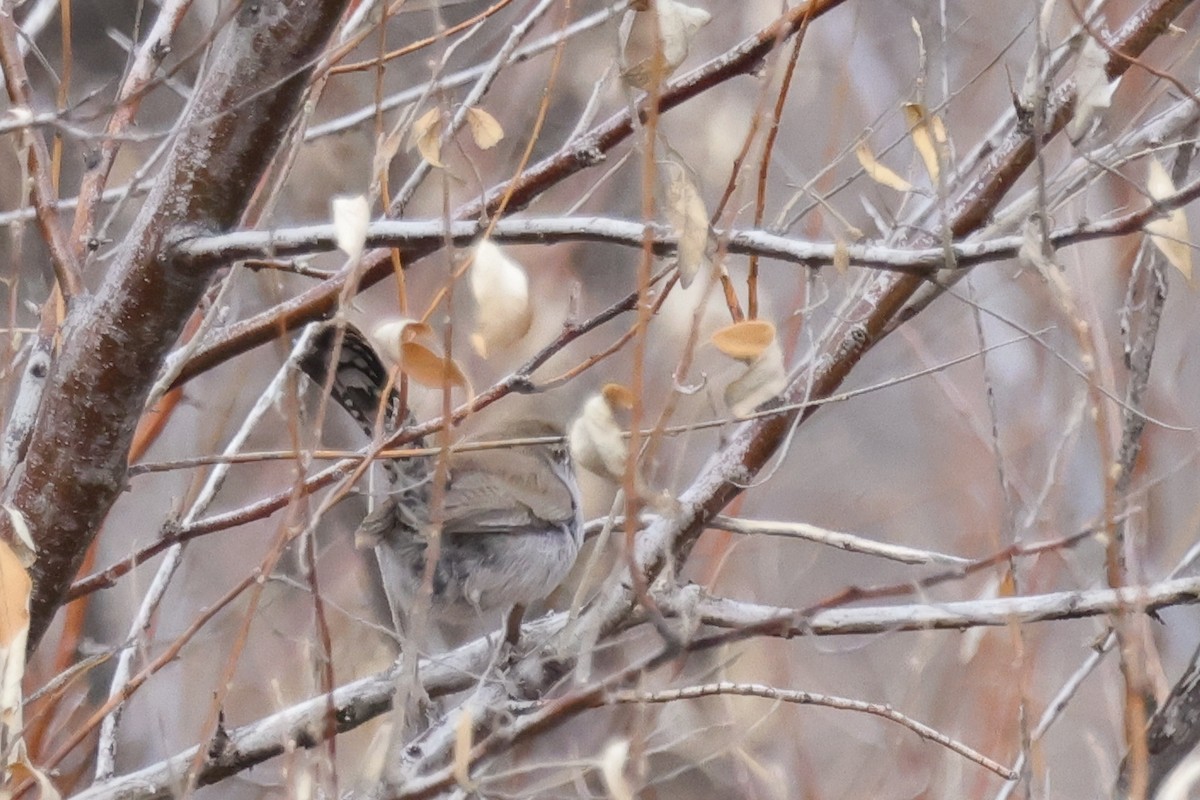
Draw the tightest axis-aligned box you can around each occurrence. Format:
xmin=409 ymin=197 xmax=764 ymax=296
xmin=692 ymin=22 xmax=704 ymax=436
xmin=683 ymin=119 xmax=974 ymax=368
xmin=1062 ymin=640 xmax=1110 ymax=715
xmin=0 ymin=540 xmax=30 ymax=650
xmin=410 ymin=106 xmax=446 ymax=167
xmin=601 ymin=739 xmax=635 ymax=800
xmin=855 ymin=142 xmax=913 ymax=193
xmin=1067 ymin=35 xmax=1119 ymax=140
xmin=399 ymin=341 xmax=470 ymax=390
xmin=724 ymin=339 xmax=787 ymax=418
xmin=602 ymin=382 xmax=636 ymax=409
xmin=372 ymin=318 xmax=434 ymax=364
xmin=903 ymin=103 xmax=941 ymax=184
xmin=331 ymin=195 xmax=371 ymax=260
xmin=1145 ymin=158 xmax=1193 ymax=281
xmin=711 ymin=319 xmax=776 ymax=361
xmin=569 ymin=388 xmax=631 ymax=482
xmin=664 ymin=161 xmax=711 ymax=287
xmin=619 ymin=0 xmax=711 ymax=89
xmin=470 ymin=240 xmax=532 ymax=357
xmin=465 ymin=107 xmax=504 ymax=150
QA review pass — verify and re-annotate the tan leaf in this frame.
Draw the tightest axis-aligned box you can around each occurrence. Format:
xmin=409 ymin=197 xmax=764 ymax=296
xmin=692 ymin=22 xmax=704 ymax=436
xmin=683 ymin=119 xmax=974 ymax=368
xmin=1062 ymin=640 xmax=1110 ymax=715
xmin=725 ymin=340 xmax=787 ymax=418
xmin=602 ymin=383 xmax=635 ymax=409
xmin=903 ymin=103 xmax=941 ymax=184
xmin=664 ymin=161 xmax=711 ymax=287
xmin=619 ymin=0 xmax=711 ymax=89
xmin=410 ymin=106 xmax=446 ymax=167
xmin=855 ymin=142 xmax=913 ymax=193
xmin=601 ymin=739 xmax=635 ymax=800
xmin=569 ymin=390 xmax=630 ymax=482
xmin=1067 ymin=36 xmax=1119 ymax=140
xmin=469 ymin=240 xmax=532 ymax=357
xmin=465 ymin=107 xmax=504 ymax=150
xmin=331 ymin=195 xmax=371 ymax=260
xmin=372 ymin=318 xmax=433 ymax=364
xmin=399 ymin=341 xmax=470 ymax=390
xmin=711 ymin=319 xmax=776 ymax=361
xmin=1146 ymin=158 xmax=1193 ymax=281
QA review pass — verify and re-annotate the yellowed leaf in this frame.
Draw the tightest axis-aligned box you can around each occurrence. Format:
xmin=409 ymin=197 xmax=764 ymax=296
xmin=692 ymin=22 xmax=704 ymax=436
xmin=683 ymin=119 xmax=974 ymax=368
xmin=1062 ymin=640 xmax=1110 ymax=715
xmin=619 ymin=0 xmax=711 ymax=89
xmin=372 ymin=318 xmax=433 ymax=363
xmin=1146 ymin=158 xmax=1193 ymax=281
xmin=569 ymin=392 xmax=629 ymax=482
xmin=664 ymin=161 xmax=711 ymax=287
xmin=711 ymin=319 xmax=776 ymax=361
xmin=725 ymin=340 xmax=787 ymax=418
xmin=331 ymin=195 xmax=371 ymax=260
xmin=465 ymin=107 xmax=504 ymax=150
xmin=399 ymin=341 xmax=469 ymax=389
xmin=470 ymin=240 xmax=531 ymax=357
xmin=903 ymin=103 xmax=941 ymax=184
xmin=411 ymin=106 xmax=445 ymax=167
xmin=602 ymin=383 xmax=635 ymax=409
xmin=855 ymin=142 xmax=913 ymax=193
xmin=601 ymin=739 xmax=635 ymax=800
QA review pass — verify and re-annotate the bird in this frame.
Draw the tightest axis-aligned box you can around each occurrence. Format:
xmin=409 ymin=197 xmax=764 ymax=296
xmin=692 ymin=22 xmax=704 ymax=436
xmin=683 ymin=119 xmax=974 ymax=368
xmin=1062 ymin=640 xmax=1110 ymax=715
xmin=299 ymin=322 xmax=583 ymax=643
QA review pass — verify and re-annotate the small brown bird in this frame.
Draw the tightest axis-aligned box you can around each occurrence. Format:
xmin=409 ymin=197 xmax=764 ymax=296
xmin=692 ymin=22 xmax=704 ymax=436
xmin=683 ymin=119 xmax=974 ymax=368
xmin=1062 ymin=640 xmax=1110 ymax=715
xmin=300 ymin=323 xmax=582 ymax=639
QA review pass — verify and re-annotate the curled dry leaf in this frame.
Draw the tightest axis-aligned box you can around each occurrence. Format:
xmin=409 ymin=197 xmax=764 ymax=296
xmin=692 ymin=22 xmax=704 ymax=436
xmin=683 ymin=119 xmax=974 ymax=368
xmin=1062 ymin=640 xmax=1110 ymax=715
xmin=725 ymin=339 xmax=787 ymax=418
xmin=619 ymin=0 xmax=711 ymax=89
xmin=569 ymin=384 xmax=632 ymax=482
xmin=0 ymin=538 xmax=30 ymax=770
xmin=902 ymin=103 xmax=944 ymax=184
xmin=663 ymin=160 xmax=711 ymax=287
xmin=371 ymin=321 xmax=471 ymax=391
xmin=410 ymin=106 xmax=446 ymax=167
xmin=713 ymin=320 xmax=787 ymax=417
xmin=855 ymin=142 xmax=914 ymax=193
xmin=465 ymin=107 xmax=504 ymax=150
xmin=1145 ymin=158 xmax=1193 ymax=281
xmin=711 ymin=319 xmax=776 ymax=361
xmin=398 ymin=342 xmax=470 ymax=391
xmin=331 ymin=195 xmax=371 ymax=260
xmin=372 ymin=318 xmax=434 ymax=364
xmin=833 ymin=238 xmax=850 ymax=275
xmin=1067 ymin=35 xmax=1119 ymax=140
xmin=601 ymin=738 xmax=635 ymax=800
xmin=470 ymin=240 xmax=532 ymax=357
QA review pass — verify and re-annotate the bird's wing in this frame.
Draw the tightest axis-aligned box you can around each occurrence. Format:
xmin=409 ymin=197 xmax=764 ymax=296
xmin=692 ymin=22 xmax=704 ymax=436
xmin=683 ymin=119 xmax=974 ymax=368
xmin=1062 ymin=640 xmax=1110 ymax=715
xmin=440 ymin=449 xmax=576 ymax=534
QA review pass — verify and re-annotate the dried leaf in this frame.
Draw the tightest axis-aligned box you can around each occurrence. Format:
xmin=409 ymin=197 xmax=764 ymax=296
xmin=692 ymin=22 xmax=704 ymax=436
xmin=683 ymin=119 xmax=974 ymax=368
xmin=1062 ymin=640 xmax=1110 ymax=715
xmin=569 ymin=389 xmax=630 ymax=482
xmin=1067 ymin=36 xmax=1119 ymax=140
xmin=410 ymin=106 xmax=446 ymax=167
xmin=465 ymin=107 xmax=504 ymax=150
xmin=855 ymin=142 xmax=913 ymax=193
xmin=399 ymin=341 xmax=470 ymax=390
xmin=619 ymin=0 xmax=711 ymax=89
xmin=711 ymin=319 xmax=776 ymax=361
xmin=331 ymin=195 xmax=371 ymax=260
xmin=469 ymin=240 xmax=532 ymax=357
xmin=372 ymin=318 xmax=433 ymax=363
xmin=601 ymin=739 xmax=635 ymax=800
xmin=664 ymin=161 xmax=711 ymax=287
xmin=724 ymin=340 xmax=787 ymax=418
xmin=1145 ymin=158 xmax=1193 ymax=281
xmin=1 ymin=505 xmax=34 ymax=566
xmin=602 ymin=382 xmax=636 ymax=409
xmin=903 ymin=103 xmax=941 ymax=184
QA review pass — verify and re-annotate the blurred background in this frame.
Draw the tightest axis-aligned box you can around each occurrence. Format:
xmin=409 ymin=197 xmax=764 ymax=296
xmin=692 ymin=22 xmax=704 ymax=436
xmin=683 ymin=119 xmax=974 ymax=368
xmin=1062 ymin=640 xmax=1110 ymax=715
xmin=4 ymin=0 xmax=1200 ymax=797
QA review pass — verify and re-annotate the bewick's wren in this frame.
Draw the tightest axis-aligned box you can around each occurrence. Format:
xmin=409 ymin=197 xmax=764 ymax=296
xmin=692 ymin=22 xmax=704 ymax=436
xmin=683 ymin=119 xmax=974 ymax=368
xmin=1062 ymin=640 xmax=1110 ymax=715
xmin=299 ymin=323 xmax=583 ymax=638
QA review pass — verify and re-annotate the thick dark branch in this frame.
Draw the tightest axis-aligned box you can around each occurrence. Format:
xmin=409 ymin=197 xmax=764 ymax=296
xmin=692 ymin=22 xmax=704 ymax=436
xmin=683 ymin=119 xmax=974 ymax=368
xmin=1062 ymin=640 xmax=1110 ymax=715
xmin=4 ymin=0 xmax=352 ymax=648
